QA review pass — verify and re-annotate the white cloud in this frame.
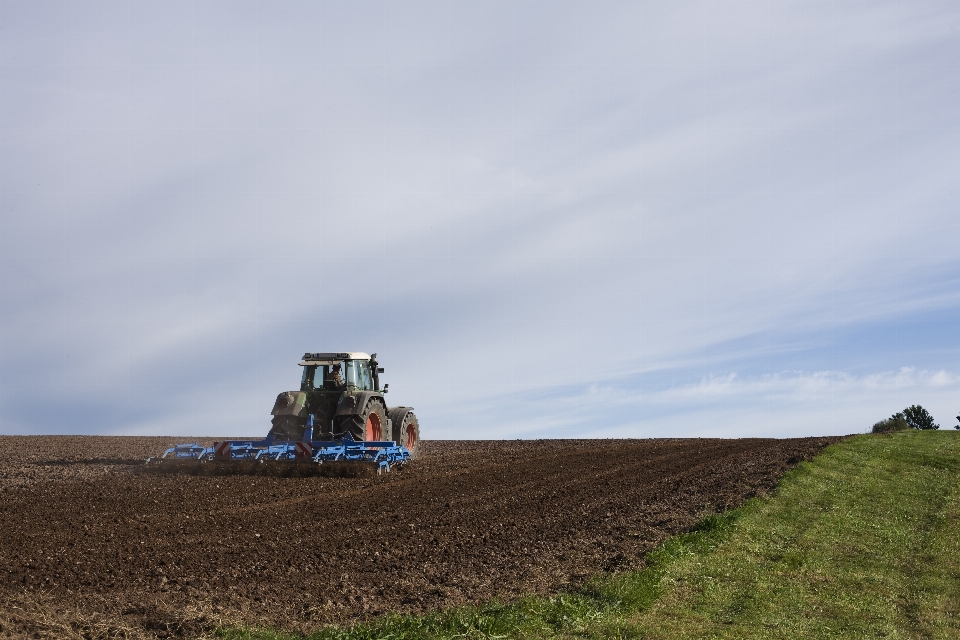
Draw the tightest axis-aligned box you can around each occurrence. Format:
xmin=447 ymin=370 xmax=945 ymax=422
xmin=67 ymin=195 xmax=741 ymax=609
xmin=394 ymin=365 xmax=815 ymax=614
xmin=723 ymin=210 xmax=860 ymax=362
xmin=1 ymin=1 xmax=959 ymax=438
xmin=431 ymin=367 xmax=960 ymax=441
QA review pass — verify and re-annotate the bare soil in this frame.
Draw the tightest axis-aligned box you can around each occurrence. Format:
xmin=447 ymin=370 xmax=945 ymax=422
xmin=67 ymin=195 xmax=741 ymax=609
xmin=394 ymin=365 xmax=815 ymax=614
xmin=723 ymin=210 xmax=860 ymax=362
xmin=0 ymin=435 xmax=842 ymax=638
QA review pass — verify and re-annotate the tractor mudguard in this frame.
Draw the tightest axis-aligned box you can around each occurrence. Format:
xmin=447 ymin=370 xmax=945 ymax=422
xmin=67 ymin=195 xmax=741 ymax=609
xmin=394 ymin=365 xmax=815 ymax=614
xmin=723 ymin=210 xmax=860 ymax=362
xmin=387 ymin=406 xmax=414 ymax=428
xmin=334 ymin=391 xmax=383 ymax=418
xmin=271 ymin=391 xmax=307 ymax=417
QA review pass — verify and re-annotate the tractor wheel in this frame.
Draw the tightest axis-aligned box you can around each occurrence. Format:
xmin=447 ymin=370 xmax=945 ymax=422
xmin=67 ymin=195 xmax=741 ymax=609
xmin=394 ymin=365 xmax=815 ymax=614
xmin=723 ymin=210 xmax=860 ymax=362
xmin=388 ymin=408 xmax=420 ymax=458
xmin=339 ymin=399 xmax=388 ymax=442
xmin=269 ymin=415 xmax=304 ymax=442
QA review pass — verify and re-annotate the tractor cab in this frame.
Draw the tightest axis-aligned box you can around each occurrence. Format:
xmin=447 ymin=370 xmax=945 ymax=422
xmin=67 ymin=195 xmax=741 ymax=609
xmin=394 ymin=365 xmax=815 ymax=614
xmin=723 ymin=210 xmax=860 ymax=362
xmin=300 ymin=352 xmax=383 ymax=393
xmin=299 ymin=352 xmax=383 ymax=392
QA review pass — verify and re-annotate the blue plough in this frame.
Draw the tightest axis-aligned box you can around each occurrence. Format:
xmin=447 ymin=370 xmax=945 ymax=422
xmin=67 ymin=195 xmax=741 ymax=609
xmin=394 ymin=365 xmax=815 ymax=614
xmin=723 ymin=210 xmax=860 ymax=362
xmin=146 ymin=417 xmax=411 ymax=474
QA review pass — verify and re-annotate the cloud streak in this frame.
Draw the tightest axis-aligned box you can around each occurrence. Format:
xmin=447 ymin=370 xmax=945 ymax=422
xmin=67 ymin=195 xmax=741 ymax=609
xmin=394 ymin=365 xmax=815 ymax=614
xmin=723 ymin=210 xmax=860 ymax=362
xmin=443 ymin=367 xmax=960 ymax=441
xmin=1 ymin=1 xmax=958 ymax=438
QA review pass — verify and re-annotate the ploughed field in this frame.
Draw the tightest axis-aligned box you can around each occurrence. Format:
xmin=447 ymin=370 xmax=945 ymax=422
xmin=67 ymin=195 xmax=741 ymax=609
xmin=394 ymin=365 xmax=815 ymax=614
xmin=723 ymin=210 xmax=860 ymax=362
xmin=0 ymin=436 xmax=841 ymax=638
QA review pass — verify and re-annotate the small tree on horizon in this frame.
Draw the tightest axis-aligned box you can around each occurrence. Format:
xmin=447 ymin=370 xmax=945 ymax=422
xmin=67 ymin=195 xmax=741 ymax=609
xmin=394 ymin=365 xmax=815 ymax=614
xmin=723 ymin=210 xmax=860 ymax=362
xmin=955 ymin=414 xmax=959 ymax=430
xmin=903 ymin=404 xmax=939 ymax=430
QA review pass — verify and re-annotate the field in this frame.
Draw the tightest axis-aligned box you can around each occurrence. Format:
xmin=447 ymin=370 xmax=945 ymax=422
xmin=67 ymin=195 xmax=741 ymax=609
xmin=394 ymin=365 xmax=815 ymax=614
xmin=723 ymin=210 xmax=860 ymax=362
xmin=242 ymin=430 xmax=956 ymax=640
xmin=0 ymin=436 xmax=839 ymax=638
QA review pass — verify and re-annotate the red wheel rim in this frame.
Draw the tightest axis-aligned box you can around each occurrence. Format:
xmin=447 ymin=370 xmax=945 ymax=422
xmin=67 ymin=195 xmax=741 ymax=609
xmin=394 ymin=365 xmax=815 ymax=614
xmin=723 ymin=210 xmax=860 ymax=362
xmin=403 ymin=422 xmax=416 ymax=449
xmin=365 ymin=412 xmax=382 ymax=441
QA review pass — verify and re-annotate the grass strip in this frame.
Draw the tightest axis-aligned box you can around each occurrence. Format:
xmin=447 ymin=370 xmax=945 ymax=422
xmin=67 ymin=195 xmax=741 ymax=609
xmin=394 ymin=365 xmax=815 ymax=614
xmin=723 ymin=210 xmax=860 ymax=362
xmin=628 ymin=430 xmax=960 ymax=639
xmin=219 ymin=431 xmax=960 ymax=640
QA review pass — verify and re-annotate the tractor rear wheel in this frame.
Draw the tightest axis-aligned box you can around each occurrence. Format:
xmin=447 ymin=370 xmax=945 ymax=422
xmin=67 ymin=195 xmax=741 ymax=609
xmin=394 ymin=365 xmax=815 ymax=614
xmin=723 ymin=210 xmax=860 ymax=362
xmin=269 ymin=415 xmax=304 ymax=441
xmin=338 ymin=399 xmax=387 ymax=442
xmin=388 ymin=408 xmax=420 ymax=458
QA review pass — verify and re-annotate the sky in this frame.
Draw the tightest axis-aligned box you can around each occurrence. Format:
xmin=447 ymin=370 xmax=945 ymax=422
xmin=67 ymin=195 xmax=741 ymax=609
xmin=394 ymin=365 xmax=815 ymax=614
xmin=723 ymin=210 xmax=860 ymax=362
xmin=1 ymin=0 xmax=958 ymax=439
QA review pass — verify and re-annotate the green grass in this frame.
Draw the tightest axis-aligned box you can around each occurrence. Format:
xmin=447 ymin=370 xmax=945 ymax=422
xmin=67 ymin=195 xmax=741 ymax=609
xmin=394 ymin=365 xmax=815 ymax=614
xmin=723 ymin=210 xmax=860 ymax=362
xmin=220 ymin=431 xmax=960 ymax=640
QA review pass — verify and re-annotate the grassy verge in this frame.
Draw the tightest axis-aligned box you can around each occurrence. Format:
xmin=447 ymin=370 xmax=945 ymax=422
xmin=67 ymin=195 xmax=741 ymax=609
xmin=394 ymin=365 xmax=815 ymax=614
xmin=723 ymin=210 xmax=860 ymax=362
xmin=220 ymin=431 xmax=960 ymax=639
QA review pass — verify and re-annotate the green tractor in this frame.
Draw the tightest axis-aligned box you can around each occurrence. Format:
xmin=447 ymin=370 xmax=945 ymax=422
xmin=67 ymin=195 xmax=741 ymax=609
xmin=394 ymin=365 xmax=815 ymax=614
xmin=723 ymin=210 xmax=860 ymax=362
xmin=268 ymin=352 xmax=420 ymax=457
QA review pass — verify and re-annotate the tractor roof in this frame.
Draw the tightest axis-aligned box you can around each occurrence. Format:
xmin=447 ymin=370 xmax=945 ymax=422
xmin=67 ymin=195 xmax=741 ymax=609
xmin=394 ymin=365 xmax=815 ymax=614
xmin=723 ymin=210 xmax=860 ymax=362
xmin=299 ymin=352 xmax=371 ymax=365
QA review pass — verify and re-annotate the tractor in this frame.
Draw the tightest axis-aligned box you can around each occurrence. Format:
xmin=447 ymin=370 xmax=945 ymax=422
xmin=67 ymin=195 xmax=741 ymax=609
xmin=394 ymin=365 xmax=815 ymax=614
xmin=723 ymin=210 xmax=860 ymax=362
xmin=268 ymin=352 xmax=420 ymax=457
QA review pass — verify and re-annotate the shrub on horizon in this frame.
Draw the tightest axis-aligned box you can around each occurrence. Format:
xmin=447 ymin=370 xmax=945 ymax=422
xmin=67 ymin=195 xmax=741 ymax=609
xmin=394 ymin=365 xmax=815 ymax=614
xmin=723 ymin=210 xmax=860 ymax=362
xmin=872 ymin=412 xmax=910 ymax=434
xmin=903 ymin=404 xmax=939 ymax=430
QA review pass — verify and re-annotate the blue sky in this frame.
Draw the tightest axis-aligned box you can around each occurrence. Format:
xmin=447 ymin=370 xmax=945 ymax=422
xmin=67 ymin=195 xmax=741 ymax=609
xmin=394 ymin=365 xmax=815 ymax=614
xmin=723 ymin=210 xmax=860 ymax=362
xmin=1 ymin=1 xmax=958 ymax=438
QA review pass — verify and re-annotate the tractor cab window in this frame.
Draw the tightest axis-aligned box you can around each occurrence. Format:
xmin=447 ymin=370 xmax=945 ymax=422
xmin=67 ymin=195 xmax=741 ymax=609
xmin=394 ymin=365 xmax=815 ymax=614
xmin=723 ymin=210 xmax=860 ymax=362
xmin=302 ymin=365 xmax=335 ymax=390
xmin=313 ymin=365 xmax=329 ymax=390
xmin=301 ymin=366 xmax=313 ymax=390
xmin=318 ymin=365 xmax=344 ymax=390
xmin=344 ymin=360 xmax=373 ymax=390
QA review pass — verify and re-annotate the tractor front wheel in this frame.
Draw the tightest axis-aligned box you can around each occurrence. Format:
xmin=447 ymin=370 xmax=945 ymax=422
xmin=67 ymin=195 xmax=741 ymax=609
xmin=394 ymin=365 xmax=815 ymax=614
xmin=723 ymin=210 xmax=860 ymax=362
xmin=388 ymin=408 xmax=420 ymax=458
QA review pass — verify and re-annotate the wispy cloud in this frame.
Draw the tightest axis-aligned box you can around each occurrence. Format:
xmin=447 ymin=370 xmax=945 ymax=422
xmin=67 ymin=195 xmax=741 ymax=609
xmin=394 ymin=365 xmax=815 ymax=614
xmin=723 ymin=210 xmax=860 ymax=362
xmin=439 ymin=367 xmax=960 ymax=441
xmin=1 ymin=1 xmax=958 ymax=437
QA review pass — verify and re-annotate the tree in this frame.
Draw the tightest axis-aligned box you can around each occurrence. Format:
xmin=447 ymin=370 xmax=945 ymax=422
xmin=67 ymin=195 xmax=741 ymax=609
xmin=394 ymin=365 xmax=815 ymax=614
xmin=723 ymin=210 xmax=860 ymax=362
xmin=955 ymin=414 xmax=959 ymax=430
xmin=871 ymin=412 xmax=910 ymax=433
xmin=902 ymin=404 xmax=939 ymax=430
